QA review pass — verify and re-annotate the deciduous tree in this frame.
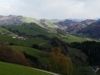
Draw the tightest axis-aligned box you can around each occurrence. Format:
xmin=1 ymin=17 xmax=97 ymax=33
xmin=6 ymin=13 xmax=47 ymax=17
xmin=49 ymin=47 xmax=73 ymax=75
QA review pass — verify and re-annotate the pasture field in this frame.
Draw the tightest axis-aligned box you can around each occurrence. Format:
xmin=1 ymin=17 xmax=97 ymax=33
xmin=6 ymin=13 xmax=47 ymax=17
xmin=5 ymin=24 xmax=48 ymax=36
xmin=0 ymin=61 xmax=52 ymax=75
xmin=0 ymin=34 xmax=50 ymax=47
xmin=60 ymin=34 xmax=87 ymax=43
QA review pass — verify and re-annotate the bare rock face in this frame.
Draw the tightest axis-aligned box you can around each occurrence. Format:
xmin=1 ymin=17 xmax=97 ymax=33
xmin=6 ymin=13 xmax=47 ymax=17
xmin=0 ymin=15 xmax=23 ymax=26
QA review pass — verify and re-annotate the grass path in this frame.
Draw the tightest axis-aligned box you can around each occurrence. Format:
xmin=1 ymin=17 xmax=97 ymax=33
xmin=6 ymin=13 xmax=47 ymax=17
xmin=30 ymin=67 xmax=59 ymax=75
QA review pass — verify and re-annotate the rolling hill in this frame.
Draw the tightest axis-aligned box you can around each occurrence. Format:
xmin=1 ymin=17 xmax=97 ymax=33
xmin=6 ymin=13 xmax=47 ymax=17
xmin=0 ymin=15 xmax=97 ymax=36
xmin=0 ymin=15 xmax=58 ymax=33
xmin=11 ymin=46 xmax=49 ymax=65
xmin=4 ymin=23 xmax=49 ymax=36
xmin=0 ymin=61 xmax=53 ymax=75
xmin=0 ymin=15 xmax=99 ymax=75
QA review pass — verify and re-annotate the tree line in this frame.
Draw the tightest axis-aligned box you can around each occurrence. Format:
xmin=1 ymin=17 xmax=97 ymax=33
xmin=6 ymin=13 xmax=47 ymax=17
xmin=69 ymin=41 xmax=100 ymax=66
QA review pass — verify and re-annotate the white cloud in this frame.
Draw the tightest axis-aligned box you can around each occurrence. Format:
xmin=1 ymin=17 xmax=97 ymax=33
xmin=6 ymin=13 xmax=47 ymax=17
xmin=0 ymin=4 xmax=15 ymax=15
xmin=0 ymin=0 xmax=100 ymax=19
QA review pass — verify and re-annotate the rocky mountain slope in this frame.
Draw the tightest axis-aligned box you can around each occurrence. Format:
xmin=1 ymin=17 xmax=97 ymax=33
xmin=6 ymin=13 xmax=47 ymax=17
xmin=78 ymin=20 xmax=100 ymax=38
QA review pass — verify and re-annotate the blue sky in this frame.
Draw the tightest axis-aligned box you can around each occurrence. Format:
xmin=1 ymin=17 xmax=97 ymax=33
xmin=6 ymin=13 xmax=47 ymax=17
xmin=0 ymin=0 xmax=100 ymax=19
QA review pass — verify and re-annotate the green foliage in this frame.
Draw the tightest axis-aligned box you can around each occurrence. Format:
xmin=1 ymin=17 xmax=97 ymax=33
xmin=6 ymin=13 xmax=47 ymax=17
xmin=67 ymin=47 xmax=87 ymax=64
xmin=67 ymin=47 xmax=94 ymax=75
xmin=69 ymin=41 xmax=100 ymax=66
xmin=0 ymin=61 xmax=52 ymax=75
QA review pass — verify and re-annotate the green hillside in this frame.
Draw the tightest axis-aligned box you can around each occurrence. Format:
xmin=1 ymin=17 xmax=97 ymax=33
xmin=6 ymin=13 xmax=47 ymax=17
xmin=57 ymin=34 xmax=99 ymax=43
xmin=11 ymin=46 xmax=49 ymax=65
xmin=5 ymin=23 xmax=48 ymax=36
xmin=21 ymin=17 xmax=44 ymax=28
xmin=0 ymin=23 xmax=98 ymax=75
xmin=0 ymin=33 xmax=95 ymax=75
xmin=41 ymin=19 xmax=58 ymax=33
xmin=0 ymin=33 xmax=50 ymax=47
xmin=0 ymin=62 xmax=52 ymax=75
xmin=0 ymin=26 xmax=98 ymax=46
xmin=21 ymin=17 xmax=58 ymax=33
xmin=68 ymin=47 xmax=94 ymax=75
xmin=0 ymin=26 xmax=16 ymax=36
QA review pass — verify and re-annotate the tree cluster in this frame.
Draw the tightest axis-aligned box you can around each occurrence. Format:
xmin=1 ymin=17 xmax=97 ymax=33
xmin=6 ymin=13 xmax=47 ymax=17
xmin=69 ymin=41 xmax=100 ymax=66
xmin=51 ymin=37 xmax=68 ymax=55
xmin=0 ymin=42 xmax=46 ymax=69
xmin=0 ymin=42 xmax=29 ymax=66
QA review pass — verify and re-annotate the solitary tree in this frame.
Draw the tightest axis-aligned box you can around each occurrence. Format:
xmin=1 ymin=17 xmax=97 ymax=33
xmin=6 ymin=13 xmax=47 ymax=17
xmin=49 ymin=47 xmax=73 ymax=75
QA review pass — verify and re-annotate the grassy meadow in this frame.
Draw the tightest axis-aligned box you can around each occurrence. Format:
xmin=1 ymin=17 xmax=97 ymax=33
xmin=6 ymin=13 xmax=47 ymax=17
xmin=5 ymin=24 xmax=48 ymax=36
xmin=0 ymin=62 xmax=52 ymax=75
xmin=0 ymin=34 xmax=50 ymax=47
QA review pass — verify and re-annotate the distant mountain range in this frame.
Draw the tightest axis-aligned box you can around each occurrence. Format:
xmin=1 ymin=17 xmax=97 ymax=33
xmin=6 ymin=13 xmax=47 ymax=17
xmin=0 ymin=15 xmax=100 ymax=38
xmin=57 ymin=19 xmax=96 ymax=33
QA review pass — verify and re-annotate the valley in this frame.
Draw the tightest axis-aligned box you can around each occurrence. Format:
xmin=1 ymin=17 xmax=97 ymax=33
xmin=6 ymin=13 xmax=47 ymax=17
xmin=0 ymin=15 xmax=100 ymax=75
